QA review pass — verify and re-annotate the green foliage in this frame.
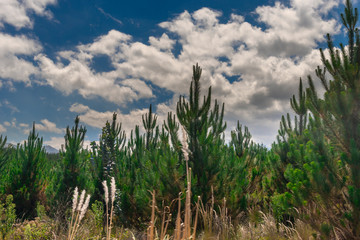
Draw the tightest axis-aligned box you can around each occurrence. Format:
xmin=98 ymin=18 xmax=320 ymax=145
xmin=91 ymin=200 xmax=104 ymax=235
xmin=0 ymin=195 xmax=16 ymax=239
xmin=99 ymin=113 xmax=126 ymax=180
xmin=142 ymin=104 xmax=158 ymax=150
xmin=36 ymin=203 xmax=46 ymax=220
xmin=7 ymin=124 xmax=48 ymax=218
xmin=9 ymin=218 xmax=54 ymax=240
xmin=1 ymin=2 xmax=360 ymax=237
xmin=0 ymin=136 xmax=12 ymax=194
xmin=57 ymin=116 xmax=94 ymax=209
xmin=0 ymin=136 xmax=8 ymax=173
xmin=61 ymin=116 xmax=88 ymax=191
xmin=299 ymin=0 xmax=360 ymax=237
xmin=176 ymin=63 xmax=226 ymax=202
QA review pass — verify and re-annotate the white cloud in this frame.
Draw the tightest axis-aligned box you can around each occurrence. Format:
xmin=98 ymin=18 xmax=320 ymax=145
xmin=121 ymin=79 xmax=154 ymax=99
xmin=0 ymin=0 xmax=56 ymax=29
xmin=2 ymin=99 xmax=20 ymax=114
xmin=69 ymin=103 xmax=90 ymax=113
xmin=3 ymin=118 xmax=19 ymax=130
xmin=254 ymin=0 xmax=340 ymax=57
xmin=35 ymin=119 xmax=63 ymax=134
xmin=0 ymin=124 xmax=6 ymax=133
xmin=69 ymin=103 xmax=147 ymax=134
xmin=19 ymin=123 xmax=29 ymax=128
xmin=0 ymin=33 xmax=42 ymax=83
xmin=35 ymin=53 xmax=147 ymax=104
xmin=149 ymin=33 xmax=176 ymax=51
xmin=44 ymin=136 xmax=97 ymax=151
xmin=26 ymin=0 xmax=343 ymax=145
xmin=79 ymin=30 xmax=131 ymax=56
xmin=0 ymin=0 xmax=54 ymax=88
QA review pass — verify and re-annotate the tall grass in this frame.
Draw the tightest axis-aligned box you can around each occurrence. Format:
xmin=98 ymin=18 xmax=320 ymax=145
xmin=103 ymin=177 xmax=116 ymax=240
xmin=67 ymin=187 xmax=91 ymax=240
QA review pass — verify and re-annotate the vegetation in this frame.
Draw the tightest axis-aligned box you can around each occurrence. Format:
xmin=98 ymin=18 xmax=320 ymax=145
xmin=0 ymin=1 xmax=359 ymax=239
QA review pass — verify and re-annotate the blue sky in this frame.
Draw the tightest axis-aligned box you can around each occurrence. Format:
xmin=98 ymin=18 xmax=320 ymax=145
xmin=0 ymin=0 xmax=352 ymax=149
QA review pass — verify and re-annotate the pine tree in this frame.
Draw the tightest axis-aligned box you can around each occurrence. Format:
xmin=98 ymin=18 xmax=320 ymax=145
xmin=177 ymin=63 xmax=226 ymax=201
xmin=164 ymin=112 xmax=182 ymax=155
xmin=305 ymin=0 xmax=360 ymax=236
xmin=0 ymin=136 xmax=8 ymax=173
xmin=61 ymin=116 xmax=88 ymax=194
xmin=142 ymin=104 xmax=159 ymax=150
xmin=99 ymin=113 xmax=126 ymax=180
xmin=11 ymin=123 xmax=47 ymax=218
xmin=290 ymin=78 xmax=307 ymax=136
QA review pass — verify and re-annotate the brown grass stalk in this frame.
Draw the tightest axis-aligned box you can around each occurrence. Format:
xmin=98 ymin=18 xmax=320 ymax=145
xmin=147 ymin=190 xmax=156 ymax=240
xmin=183 ymin=168 xmax=192 ymax=239
xmin=192 ymin=196 xmax=200 ymax=239
xmin=174 ymin=192 xmax=182 ymax=240
xmin=160 ymin=205 xmax=171 ymax=240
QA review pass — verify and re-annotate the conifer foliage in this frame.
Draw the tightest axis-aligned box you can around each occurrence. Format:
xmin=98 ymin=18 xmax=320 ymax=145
xmin=11 ymin=123 xmax=47 ymax=218
xmin=177 ymin=63 xmax=226 ymax=201
xmin=305 ymin=0 xmax=360 ymax=236
xmin=1 ymin=1 xmax=360 ymax=239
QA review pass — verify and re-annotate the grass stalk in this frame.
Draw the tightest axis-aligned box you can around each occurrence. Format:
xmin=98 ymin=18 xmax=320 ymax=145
xmin=148 ymin=190 xmax=156 ymax=240
xmin=174 ymin=192 xmax=182 ymax=240
xmin=192 ymin=196 xmax=200 ymax=239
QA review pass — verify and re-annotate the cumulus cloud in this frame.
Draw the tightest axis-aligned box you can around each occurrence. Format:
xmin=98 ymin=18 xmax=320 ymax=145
xmin=69 ymin=103 xmax=148 ymax=134
xmin=16 ymin=119 xmax=62 ymax=135
xmin=0 ymin=0 xmax=54 ymax=88
xmin=2 ymin=0 xmax=342 ymax=145
xmin=149 ymin=33 xmax=176 ymax=51
xmin=0 ymin=0 xmax=56 ymax=29
xmin=35 ymin=119 xmax=63 ymax=134
xmin=0 ymin=33 xmax=42 ymax=83
xmin=35 ymin=53 xmax=144 ymax=104
xmin=254 ymin=0 xmax=340 ymax=57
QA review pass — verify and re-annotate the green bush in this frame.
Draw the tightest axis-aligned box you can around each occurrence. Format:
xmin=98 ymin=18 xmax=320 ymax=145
xmin=0 ymin=195 xmax=16 ymax=239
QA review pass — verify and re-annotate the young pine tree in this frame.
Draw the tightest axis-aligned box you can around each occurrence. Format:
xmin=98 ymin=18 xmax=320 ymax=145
xmin=60 ymin=116 xmax=92 ymax=197
xmin=176 ymin=63 xmax=226 ymax=202
xmin=303 ymin=0 xmax=360 ymax=237
xmin=10 ymin=123 xmax=47 ymax=218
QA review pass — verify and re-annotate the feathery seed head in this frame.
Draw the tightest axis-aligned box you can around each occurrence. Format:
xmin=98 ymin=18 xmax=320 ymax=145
xmin=77 ymin=190 xmax=86 ymax=211
xmin=102 ymin=180 xmax=109 ymax=204
xmin=181 ymin=126 xmax=189 ymax=161
xmin=79 ymin=194 xmax=91 ymax=221
xmin=111 ymin=177 xmax=116 ymax=204
xmin=72 ymin=187 xmax=79 ymax=213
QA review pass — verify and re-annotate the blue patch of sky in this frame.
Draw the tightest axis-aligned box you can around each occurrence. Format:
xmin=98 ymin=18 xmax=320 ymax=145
xmin=90 ymin=54 xmax=116 ymax=72
xmin=1 ymin=83 xmax=66 ymax=124
xmin=225 ymin=75 xmax=242 ymax=84
xmin=168 ymin=38 xmax=182 ymax=58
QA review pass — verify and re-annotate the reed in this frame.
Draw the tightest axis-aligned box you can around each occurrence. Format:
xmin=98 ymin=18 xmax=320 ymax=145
xmin=103 ymin=177 xmax=116 ymax=240
xmin=67 ymin=188 xmax=91 ymax=240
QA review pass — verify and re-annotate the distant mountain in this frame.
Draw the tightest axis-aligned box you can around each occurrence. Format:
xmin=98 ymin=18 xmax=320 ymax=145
xmin=44 ymin=145 xmax=59 ymax=154
xmin=3 ymin=143 xmax=59 ymax=154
